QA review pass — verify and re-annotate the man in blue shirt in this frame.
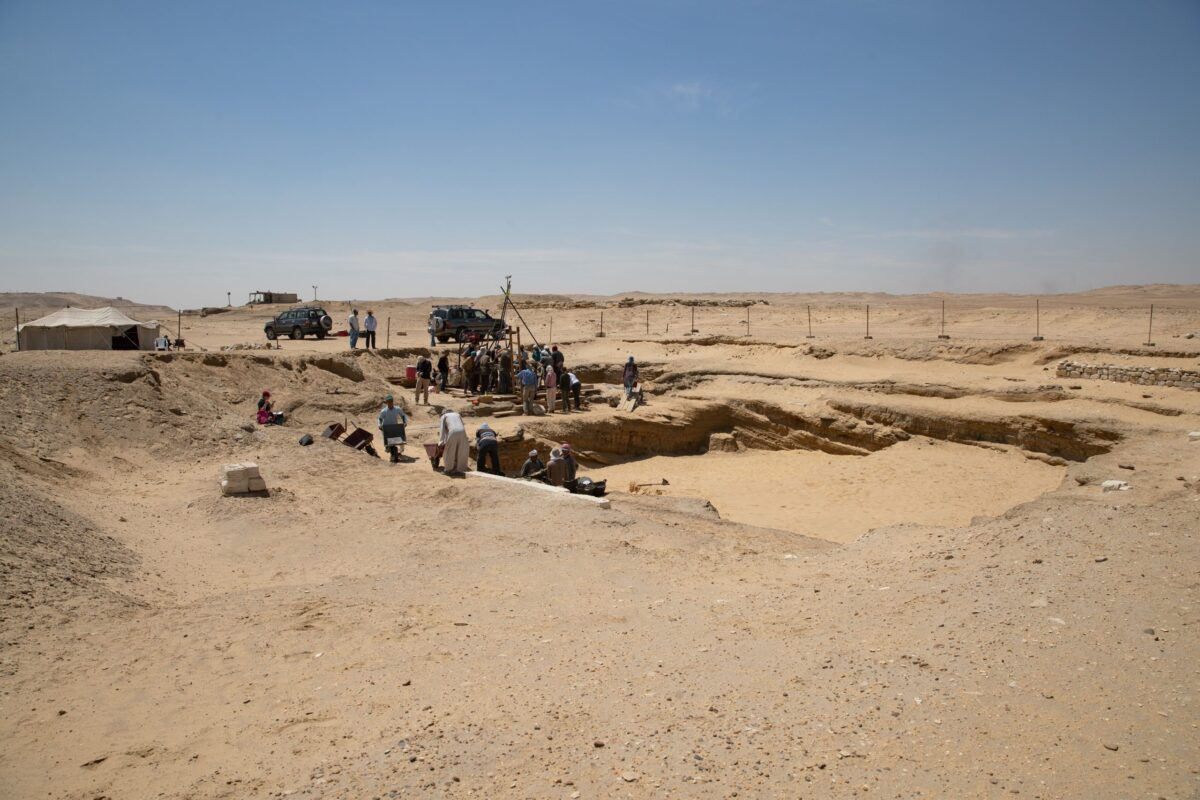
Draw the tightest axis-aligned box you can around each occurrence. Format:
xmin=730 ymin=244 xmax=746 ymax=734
xmin=378 ymin=394 xmax=408 ymax=463
xmin=517 ymin=365 xmax=538 ymax=415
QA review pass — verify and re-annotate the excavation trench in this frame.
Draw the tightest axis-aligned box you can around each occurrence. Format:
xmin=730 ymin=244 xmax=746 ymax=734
xmin=522 ymin=397 xmax=1120 ymax=543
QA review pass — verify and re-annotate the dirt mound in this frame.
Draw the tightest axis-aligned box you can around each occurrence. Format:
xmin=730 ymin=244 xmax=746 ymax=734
xmin=0 ymin=444 xmax=140 ymax=650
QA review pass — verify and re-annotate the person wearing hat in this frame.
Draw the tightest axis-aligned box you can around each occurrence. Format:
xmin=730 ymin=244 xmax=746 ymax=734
xmin=546 ymin=447 xmax=568 ymax=486
xmin=438 ymin=409 xmax=470 ymax=476
xmin=256 ymin=390 xmax=284 ymax=425
xmin=378 ymin=394 xmax=408 ymax=463
xmin=560 ymin=442 xmax=578 ymax=485
xmin=520 ymin=448 xmax=545 ymax=479
xmin=475 ymin=423 xmax=502 ymax=475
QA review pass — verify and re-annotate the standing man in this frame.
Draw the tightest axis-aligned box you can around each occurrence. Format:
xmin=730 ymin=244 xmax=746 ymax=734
xmin=377 ymin=394 xmax=408 ymax=463
xmin=363 ymin=310 xmax=378 ymax=349
xmin=436 ymin=351 xmax=450 ymax=392
xmin=560 ymin=443 xmax=578 ymax=485
xmin=544 ymin=363 xmax=558 ymax=414
xmin=462 ymin=349 xmax=477 ymax=394
xmin=517 ymin=363 xmax=538 ymax=415
xmin=348 ymin=309 xmax=361 ymax=349
xmin=551 ymin=345 xmax=565 ymax=374
xmin=498 ymin=347 xmax=513 ymax=394
xmin=414 ymin=353 xmax=433 ymax=405
xmin=475 ymin=423 xmax=502 ymax=475
xmin=438 ymin=409 xmax=469 ymax=476
xmin=622 ymin=356 xmax=639 ymax=399
xmin=562 ymin=370 xmax=582 ymax=411
xmin=478 ymin=348 xmax=493 ymax=395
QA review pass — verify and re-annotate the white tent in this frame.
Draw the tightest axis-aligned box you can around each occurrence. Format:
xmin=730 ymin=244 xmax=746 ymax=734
xmin=16 ymin=306 xmax=162 ymax=351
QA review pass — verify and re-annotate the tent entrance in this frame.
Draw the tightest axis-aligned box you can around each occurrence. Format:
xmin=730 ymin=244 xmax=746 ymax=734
xmin=112 ymin=326 xmax=141 ymax=350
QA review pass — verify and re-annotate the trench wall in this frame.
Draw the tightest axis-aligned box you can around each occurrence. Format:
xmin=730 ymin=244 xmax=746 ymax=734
xmin=1056 ymin=360 xmax=1199 ymax=391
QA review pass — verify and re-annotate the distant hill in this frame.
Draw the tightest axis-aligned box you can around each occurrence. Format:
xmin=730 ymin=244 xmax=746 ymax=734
xmin=0 ymin=293 xmax=177 ymax=322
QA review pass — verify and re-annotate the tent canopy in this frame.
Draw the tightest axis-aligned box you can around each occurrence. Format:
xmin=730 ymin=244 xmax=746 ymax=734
xmin=16 ymin=306 xmax=161 ymax=351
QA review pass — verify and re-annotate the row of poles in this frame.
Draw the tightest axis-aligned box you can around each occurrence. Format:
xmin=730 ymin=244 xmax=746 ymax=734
xmin=583 ymin=300 xmax=1165 ymax=345
xmin=8 ymin=301 xmax=1166 ymax=352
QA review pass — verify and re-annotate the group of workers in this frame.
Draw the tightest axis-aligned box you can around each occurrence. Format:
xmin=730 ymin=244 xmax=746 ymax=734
xmin=366 ymin=399 xmax=577 ymax=484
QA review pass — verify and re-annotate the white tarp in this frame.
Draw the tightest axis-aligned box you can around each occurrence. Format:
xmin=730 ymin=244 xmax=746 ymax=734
xmin=16 ymin=306 xmax=161 ymax=351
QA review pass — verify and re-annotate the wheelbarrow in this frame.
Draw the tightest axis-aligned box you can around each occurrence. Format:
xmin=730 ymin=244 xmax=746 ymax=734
xmin=423 ymin=442 xmax=445 ymax=471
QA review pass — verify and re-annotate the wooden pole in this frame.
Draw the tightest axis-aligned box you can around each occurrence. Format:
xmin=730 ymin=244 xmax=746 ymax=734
xmin=938 ymin=299 xmax=950 ymax=340
xmin=386 ymin=316 xmax=391 ymax=349
xmin=745 ymin=305 xmax=750 ymax=336
xmin=646 ymin=309 xmax=650 ymax=335
xmin=1033 ymin=298 xmax=1044 ymax=341
xmin=864 ymin=304 xmax=872 ymax=339
xmin=14 ymin=308 xmax=20 ymax=351
xmin=806 ymin=304 xmax=814 ymax=339
xmin=177 ymin=309 xmax=182 ymax=340
xmin=598 ymin=310 xmax=605 ymax=338
xmin=549 ymin=316 xmax=553 ymax=345
xmin=1144 ymin=304 xmax=1155 ymax=347
xmin=691 ymin=305 xmax=697 ymax=334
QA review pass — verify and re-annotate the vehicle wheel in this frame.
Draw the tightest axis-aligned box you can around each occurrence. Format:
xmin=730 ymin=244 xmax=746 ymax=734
xmin=436 ymin=335 xmax=450 ymax=343
xmin=455 ymin=328 xmax=468 ymax=343
xmin=315 ymin=329 xmax=326 ymax=340
xmin=320 ymin=314 xmax=333 ymax=330
xmin=265 ymin=328 xmax=277 ymax=340
xmin=291 ymin=326 xmax=303 ymax=340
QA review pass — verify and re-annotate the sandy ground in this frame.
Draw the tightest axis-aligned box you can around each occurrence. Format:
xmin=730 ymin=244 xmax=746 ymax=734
xmin=1 ymin=286 xmax=1199 ymax=799
xmin=590 ymin=442 xmax=1064 ymax=542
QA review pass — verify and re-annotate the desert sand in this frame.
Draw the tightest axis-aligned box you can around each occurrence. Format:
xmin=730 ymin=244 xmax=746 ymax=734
xmin=1 ymin=285 xmax=1199 ymax=799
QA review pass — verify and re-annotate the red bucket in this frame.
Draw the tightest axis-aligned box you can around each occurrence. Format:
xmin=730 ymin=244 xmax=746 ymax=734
xmin=405 ymin=365 xmax=417 ymax=380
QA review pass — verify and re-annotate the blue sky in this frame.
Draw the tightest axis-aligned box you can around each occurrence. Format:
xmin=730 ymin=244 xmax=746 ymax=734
xmin=1 ymin=0 xmax=1197 ymax=307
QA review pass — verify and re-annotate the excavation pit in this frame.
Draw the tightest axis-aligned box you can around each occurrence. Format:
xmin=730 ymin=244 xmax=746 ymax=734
xmin=529 ymin=394 xmax=1118 ymax=542
xmin=590 ymin=440 xmax=1065 ymax=542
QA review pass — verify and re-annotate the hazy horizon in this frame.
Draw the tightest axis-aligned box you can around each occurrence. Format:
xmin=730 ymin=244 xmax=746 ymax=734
xmin=2 ymin=1 xmax=1198 ymax=308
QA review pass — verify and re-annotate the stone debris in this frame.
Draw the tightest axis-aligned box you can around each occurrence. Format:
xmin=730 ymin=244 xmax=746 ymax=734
xmin=1189 ymin=431 xmax=1200 ymax=442
xmin=1100 ymin=479 xmax=1130 ymax=492
xmin=221 ymin=462 xmax=267 ymax=495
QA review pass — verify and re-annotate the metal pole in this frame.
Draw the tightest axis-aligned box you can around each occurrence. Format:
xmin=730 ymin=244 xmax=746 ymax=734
xmin=14 ymin=309 xmax=20 ymax=351
xmin=599 ymin=310 xmax=605 ymax=338
xmin=864 ymin=304 xmax=872 ymax=339
xmin=806 ymin=304 xmax=814 ymax=339
xmin=938 ymin=299 xmax=950 ymax=340
xmin=549 ymin=316 xmax=553 ymax=345
xmin=646 ymin=309 xmax=650 ymax=335
xmin=745 ymin=305 xmax=750 ymax=336
xmin=386 ymin=316 xmax=391 ymax=349
xmin=1033 ymin=298 xmax=1044 ymax=341
xmin=1144 ymin=304 xmax=1155 ymax=347
xmin=177 ymin=309 xmax=182 ymax=340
